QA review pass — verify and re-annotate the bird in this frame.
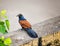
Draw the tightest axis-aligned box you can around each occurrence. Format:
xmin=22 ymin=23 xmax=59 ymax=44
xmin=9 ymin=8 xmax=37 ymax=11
xmin=17 ymin=14 xmax=38 ymax=38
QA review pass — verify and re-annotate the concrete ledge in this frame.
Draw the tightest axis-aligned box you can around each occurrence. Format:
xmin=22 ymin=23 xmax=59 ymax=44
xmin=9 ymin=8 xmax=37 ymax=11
xmin=0 ymin=16 xmax=60 ymax=46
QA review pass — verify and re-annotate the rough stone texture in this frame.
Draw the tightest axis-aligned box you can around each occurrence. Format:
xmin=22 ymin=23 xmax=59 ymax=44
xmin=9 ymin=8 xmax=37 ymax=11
xmin=0 ymin=16 xmax=60 ymax=46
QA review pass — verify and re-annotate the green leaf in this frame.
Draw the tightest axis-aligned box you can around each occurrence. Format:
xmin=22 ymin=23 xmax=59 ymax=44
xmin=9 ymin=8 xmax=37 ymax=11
xmin=0 ymin=9 xmax=7 ymax=18
xmin=4 ymin=38 xmax=12 ymax=46
xmin=5 ymin=20 xmax=10 ymax=30
xmin=0 ymin=37 xmax=5 ymax=46
xmin=1 ymin=36 xmax=4 ymax=40
xmin=0 ymin=25 xmax=7 ymax=34
xmin=0 ymin=21 xmax=4 ymax=25
xmin=0 ymin=43 xmax=6 ymax=46
xmin=0 ymin=9 xmax=6 ymax=15
xmin=0 ymin=36 xmax=11 ymax=46
xmin=1 ymin=15 xmax=7 ymax=18
xmin=0 ymin=36 xmax=6 ymax=46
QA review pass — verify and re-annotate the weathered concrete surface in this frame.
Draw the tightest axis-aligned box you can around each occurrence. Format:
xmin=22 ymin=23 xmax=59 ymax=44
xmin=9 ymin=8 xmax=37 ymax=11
xmin=0 ymin=16 xmax=60 ymax=46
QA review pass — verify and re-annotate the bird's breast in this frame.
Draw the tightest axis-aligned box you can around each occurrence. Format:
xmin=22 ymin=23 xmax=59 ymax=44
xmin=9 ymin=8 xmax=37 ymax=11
xmin=19 ymin=20 xmax=31 ymax=28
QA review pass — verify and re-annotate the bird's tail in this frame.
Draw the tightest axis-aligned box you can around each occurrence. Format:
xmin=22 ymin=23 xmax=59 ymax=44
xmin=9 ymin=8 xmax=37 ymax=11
xmin=24 ymin=28 xmax=38 ymax=38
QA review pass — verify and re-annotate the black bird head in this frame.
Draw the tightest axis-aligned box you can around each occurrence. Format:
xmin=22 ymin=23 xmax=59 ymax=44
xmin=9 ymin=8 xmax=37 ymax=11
xmin=17 ymin=14 xmax=23 ymax=18
xmin=17 ymin=14 xmax=26 ymax=20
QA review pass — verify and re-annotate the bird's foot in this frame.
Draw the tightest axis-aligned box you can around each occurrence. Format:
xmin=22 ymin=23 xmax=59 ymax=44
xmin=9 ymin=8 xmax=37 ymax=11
xmin=21 ymin=28 xmax=24 ymax=30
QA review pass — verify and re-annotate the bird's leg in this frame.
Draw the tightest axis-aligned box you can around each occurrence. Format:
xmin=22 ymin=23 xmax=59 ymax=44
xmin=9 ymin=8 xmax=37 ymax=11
xmin=21 ymin=28 xmax=24 ymax=30
xmin=21 ymin=27 xmax=25 ymax=30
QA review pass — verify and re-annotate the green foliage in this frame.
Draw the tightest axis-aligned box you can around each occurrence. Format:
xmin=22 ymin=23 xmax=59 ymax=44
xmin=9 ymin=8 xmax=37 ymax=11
xmin=0 ymin=9 xmax=10 ymax=34
xmin=5 ymin=20 xmax=10 ymax=30
xmin=0 ymin=24 xmax=7 ymax=34
xmin=0 ymin=21 xmax=4 ymax=25
xmin=0 ymin=36 xmax=4 ymax=40
xmin=0 ymin=36 xmax=12 ymax=46
xmin=0 ymin=9 xmax=11 ymax=45
xmin=0 ymin=9 xmax=7 ymax=19
xmin=4 ymin=38 xmax=12 ymax=46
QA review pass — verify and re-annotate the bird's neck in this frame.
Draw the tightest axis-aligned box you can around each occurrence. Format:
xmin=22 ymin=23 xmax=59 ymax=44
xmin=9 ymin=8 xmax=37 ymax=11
xmin=19 ymin=16 xmax=26 ymax=20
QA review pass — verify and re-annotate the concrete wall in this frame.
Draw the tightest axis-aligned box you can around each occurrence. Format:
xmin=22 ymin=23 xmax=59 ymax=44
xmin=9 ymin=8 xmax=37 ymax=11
xmin=0 ymin=0 xmax=60 ymax=32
